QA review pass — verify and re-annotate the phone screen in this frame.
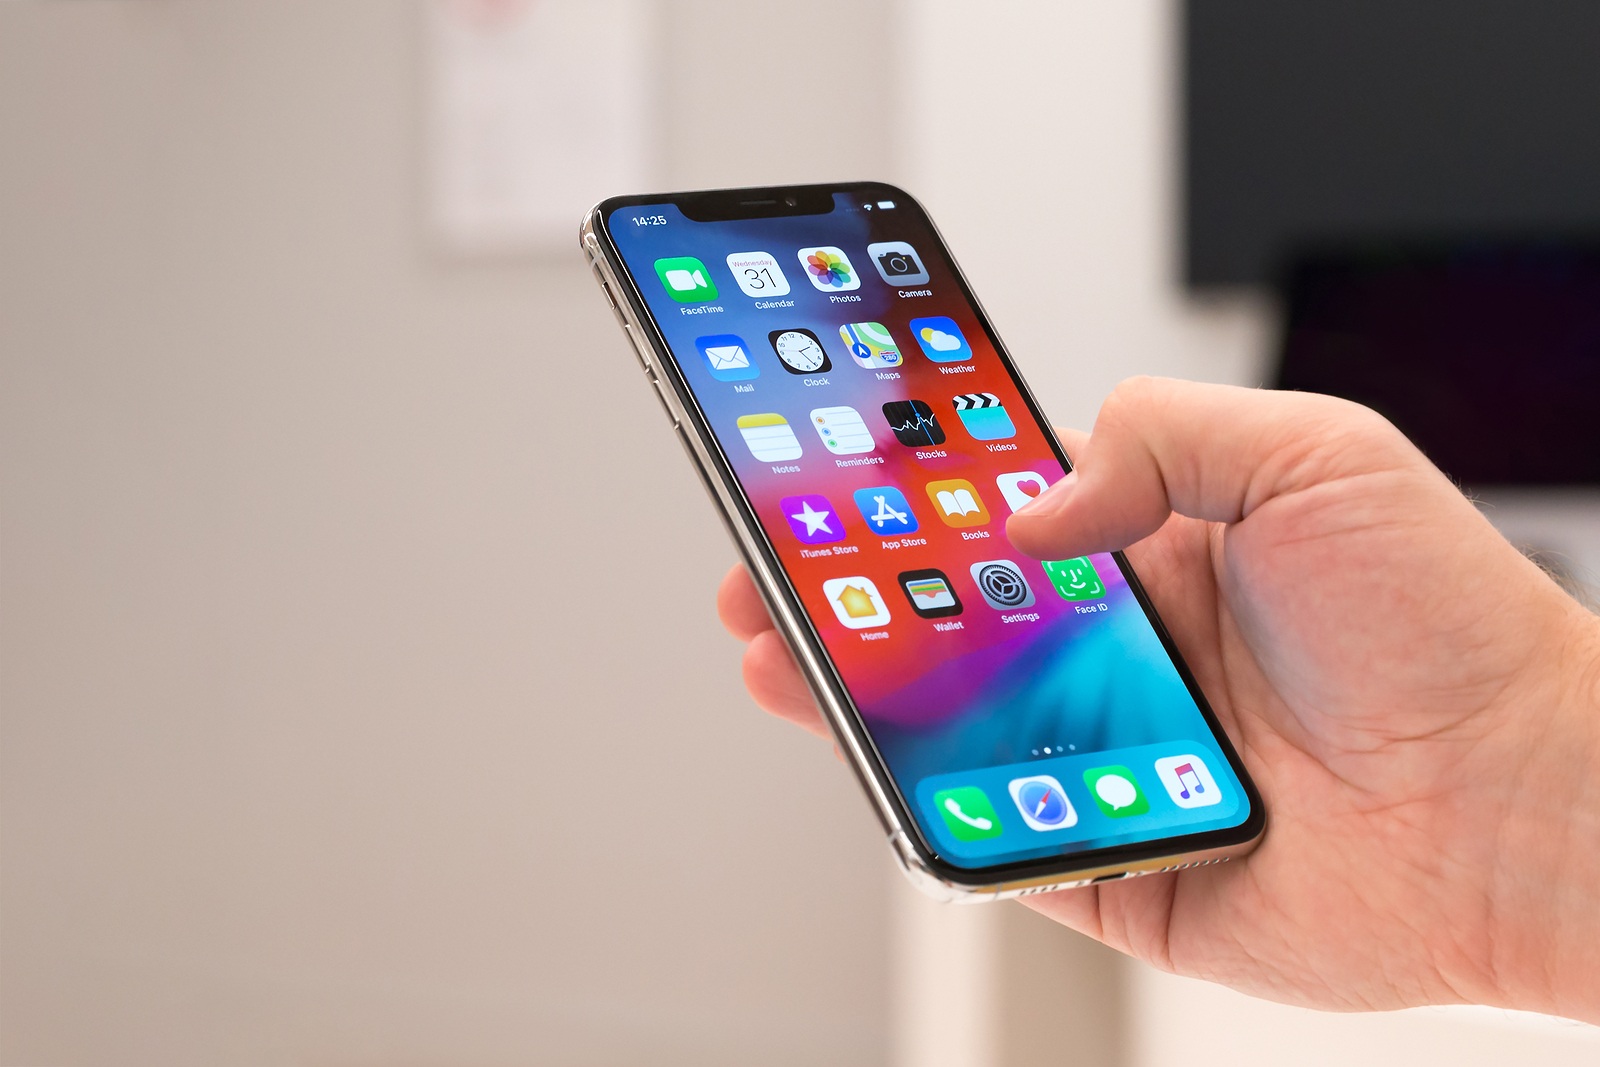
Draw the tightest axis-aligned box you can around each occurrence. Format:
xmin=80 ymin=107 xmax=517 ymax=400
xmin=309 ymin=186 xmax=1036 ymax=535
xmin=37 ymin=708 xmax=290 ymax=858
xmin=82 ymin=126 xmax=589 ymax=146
xmin=605 ymin=191 xmax=1253 ymax=872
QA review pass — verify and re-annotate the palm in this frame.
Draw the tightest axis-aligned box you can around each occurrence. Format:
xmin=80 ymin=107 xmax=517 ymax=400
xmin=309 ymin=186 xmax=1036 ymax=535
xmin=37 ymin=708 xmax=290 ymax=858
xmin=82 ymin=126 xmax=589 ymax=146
xmin=1030 ymin=465 xmax=1555 ymax=1012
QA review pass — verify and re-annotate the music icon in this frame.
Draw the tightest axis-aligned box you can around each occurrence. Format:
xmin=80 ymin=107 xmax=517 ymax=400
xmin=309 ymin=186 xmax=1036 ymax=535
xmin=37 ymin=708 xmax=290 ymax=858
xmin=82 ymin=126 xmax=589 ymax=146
xmin=1154 ymin=754 xmax=1222 ymax=809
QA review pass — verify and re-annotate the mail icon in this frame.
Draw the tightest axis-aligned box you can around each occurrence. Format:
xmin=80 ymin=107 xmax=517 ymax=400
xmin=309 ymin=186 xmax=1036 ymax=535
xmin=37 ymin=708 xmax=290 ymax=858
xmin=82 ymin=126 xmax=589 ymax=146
xmin=708 ymin=345 xmax=749 ymax=370
xmin=696 ymin=334 xmax=759 ymax=381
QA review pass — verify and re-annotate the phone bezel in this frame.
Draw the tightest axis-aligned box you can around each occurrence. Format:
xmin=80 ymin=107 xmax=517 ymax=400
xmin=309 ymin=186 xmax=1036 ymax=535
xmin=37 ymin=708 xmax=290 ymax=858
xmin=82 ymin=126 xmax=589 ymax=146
xmin=587 ymin=181 xmax=1266 ymax=890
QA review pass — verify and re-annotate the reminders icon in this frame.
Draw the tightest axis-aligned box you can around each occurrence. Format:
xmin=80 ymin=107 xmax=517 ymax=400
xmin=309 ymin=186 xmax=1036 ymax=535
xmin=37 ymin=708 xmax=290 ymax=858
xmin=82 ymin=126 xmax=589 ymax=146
xmin=737 ymin=413 xmax=803 ymax=462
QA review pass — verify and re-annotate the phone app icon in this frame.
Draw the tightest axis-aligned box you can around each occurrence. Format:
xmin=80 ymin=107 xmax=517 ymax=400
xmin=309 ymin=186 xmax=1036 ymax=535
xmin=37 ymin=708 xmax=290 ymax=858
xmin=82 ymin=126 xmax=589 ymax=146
xmin=1154 ymin=754 xmax=1222 ymax=809
xmin=653 ymin=256 xmax=718 ymax=303
xmin=932 ymin=786 xmax=1004 ymax=841
xmin=854 ymin=485 xmax=919 ymax=535
xmin=1008 ymin=775 xmax=1078 ymax=831
xmin=810 ymin=406 xmax=876 ymax=455
xmin=1083 ymin=766 xmax=1150 ymax=818
xmin=925 ymin=479 xmax=990 ymax=527
xmin=822 ymin=576 xmax=892 ymax=630
xmin=770 ymin=328 xmax=832 ymax=375
xmin=840 ymin=321 xmax=904 ymax=368
xmin=910 ymin=316 xmax=972 ymax=362
xmin=969 ymin=559 xmax=1035 ymax=611
xmin=953 ymin=393 xmax=1016 ymax=441
xmin=995 ymin=470 xmax=1050 ymax=512
xmin=1043 ymin=556 xmax=1106 ymax=601
xmin=882 ymin=400 xmax=946 ymax=447
xmin=781 ymin=494 xmax=845 ymax=545
xmin=695 ymin=334 xmax=758 ymax=382
xmin=796 ymin=245 xmax=861 ymax=292
xmin=736 ymin=413 xmax=803 ymax=462
xmin=867 ymin=242 xmax=931 ymax=287
xmin=726 ymin=251 xmax=790 ymax=297
xmin=898 ymin=568 xmax=962 ymax=618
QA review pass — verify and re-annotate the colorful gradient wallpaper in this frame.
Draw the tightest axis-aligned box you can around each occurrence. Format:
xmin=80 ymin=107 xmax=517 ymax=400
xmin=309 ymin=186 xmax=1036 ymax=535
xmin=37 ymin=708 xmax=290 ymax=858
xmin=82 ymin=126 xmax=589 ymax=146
xmin=608 ymin=194 xmax=1249 ymax=869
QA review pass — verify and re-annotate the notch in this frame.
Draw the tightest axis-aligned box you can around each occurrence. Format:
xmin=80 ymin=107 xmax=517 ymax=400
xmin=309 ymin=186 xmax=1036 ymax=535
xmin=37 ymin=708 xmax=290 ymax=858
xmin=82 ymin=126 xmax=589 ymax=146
xmin=676 ymin=185 xmax=837 ymax=222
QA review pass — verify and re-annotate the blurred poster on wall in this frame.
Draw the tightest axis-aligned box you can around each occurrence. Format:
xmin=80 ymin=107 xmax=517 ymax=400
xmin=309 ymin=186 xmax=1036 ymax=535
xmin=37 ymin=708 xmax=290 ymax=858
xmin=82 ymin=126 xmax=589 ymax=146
xmin=427 ymin=0 xmax=651 ymax=253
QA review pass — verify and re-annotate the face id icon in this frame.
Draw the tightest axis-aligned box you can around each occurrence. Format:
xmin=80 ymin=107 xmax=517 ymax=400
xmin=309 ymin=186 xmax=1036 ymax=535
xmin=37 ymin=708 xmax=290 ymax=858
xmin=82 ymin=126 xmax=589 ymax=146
xmin=953 ymin=393 xmax=1016 ymax=441
xmin=882 ymin=400 xmax=945 ymax=447
xmin=822 ymin=576 xmax=891 ymax=629
xmin=736 ymin=413 xmax=802 ymax=462
xmin=1043 ymin=556 xmax=1106 ymax=601
xmin=781 ymin=494 xmax=844 ymax=545
xmin=1154 ymin=754 xmax=1222 ymax=809
xmin=853 ymin=486 xmax=918 ymax=536
xmin=969 ymin=559 xmax=1035 ymax=611
xmin=898 ymin=568 xmax=962 ymax=618
xmin=810 ymin=406 xmax=876 ymax=455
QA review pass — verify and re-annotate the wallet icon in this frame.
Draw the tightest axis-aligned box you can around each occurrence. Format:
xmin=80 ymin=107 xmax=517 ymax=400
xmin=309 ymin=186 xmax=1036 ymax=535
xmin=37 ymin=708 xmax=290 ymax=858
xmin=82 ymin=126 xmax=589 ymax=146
xmin=695 ymin=334 xmax=759 ymax=382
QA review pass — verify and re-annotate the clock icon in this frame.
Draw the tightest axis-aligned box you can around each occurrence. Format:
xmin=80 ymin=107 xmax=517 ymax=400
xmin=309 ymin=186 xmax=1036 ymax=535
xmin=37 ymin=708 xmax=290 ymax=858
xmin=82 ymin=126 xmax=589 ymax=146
xmin=769 ymin=328 xmax=833 ymax=375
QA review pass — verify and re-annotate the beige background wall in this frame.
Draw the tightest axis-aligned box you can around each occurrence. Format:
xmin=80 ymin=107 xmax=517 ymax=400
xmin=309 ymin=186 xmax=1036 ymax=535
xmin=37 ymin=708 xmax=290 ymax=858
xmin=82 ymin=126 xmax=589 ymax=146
xmin=1 ymin=3 xmax=895 ymax=1064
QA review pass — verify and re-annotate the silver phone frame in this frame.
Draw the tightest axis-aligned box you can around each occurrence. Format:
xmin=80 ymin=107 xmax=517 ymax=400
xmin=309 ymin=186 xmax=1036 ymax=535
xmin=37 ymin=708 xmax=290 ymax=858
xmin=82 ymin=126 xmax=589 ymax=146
xmin=580 ymin=184 xmax=1264 ymax=901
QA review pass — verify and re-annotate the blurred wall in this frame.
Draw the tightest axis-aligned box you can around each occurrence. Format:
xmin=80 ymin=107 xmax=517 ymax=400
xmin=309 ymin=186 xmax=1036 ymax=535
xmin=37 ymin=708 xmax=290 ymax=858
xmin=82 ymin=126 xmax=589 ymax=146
xmin=0 ymin=2 xmax=895 ymax=1064
xmin=897 ymin=5 xmax=1600 ymax=1067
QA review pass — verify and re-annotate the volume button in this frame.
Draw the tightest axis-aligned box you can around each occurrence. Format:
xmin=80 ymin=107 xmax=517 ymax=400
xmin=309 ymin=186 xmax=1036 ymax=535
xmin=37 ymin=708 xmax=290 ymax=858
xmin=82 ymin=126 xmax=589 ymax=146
xmin=621 ymin=323 xmax=653 ymax=372
xmin=591 ymin=262 xmax=627 ymax=327
xmin=649 ymin=374 xmax=681 ymax=427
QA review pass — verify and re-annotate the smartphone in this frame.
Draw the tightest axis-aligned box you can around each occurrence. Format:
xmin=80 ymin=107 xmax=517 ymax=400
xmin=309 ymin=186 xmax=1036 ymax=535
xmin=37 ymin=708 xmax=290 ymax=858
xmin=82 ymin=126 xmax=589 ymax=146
xmin=582 ymin=183 xmax=1264 ymax=900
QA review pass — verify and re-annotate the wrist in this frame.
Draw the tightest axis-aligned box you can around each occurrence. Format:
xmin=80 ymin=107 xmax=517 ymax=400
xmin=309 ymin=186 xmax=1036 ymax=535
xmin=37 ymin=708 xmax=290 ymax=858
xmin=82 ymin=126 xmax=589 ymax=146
xmin=1480 ymin=605 xmax=1600 ymax=1022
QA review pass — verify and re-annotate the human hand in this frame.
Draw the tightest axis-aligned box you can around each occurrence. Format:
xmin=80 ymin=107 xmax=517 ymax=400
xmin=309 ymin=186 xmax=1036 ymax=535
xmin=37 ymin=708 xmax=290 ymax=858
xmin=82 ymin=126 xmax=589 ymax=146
xmin=718 ymin=378 xmax=1600 ymax=1021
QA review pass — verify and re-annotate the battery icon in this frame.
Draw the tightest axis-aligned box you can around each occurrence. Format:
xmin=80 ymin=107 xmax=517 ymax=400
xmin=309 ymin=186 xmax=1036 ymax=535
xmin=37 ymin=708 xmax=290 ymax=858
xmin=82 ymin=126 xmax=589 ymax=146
xmin=877 ymin=200 xmax=896 ymax=209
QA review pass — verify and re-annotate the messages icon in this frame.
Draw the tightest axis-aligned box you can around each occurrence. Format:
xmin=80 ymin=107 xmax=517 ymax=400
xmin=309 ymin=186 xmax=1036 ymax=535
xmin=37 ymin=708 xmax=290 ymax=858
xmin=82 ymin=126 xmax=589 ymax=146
xmin=1083 ymin=766 xmax=1150 ymax=818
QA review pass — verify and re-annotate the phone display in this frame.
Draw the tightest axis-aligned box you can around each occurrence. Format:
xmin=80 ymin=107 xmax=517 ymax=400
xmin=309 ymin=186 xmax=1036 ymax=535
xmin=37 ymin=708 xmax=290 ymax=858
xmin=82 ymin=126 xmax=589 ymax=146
xmin=593 ymin=186 xmax=1259 ymax=880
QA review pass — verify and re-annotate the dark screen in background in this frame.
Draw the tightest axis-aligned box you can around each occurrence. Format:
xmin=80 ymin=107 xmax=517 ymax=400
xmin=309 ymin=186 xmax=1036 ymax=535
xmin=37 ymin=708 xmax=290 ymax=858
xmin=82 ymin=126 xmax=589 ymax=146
xmin=1185 ymin=1 xmax=1600 ymax=287
xmin=1274 ymin=246 xmax=1600 ymax=487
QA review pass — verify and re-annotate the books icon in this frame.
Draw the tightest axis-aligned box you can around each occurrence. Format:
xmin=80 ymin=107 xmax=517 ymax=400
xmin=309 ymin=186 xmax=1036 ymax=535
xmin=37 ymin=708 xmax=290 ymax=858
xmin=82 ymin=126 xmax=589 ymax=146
xmin=924 ymin=479 xmax=991 ymax=528
xmin=737 ymin=413 xmax=803 ymax=462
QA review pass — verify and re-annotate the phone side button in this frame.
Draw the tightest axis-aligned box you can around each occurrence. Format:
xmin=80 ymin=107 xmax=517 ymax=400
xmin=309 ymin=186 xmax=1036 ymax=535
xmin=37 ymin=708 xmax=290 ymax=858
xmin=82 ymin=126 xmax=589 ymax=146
xmin=591 ymin=263 xmax=628 ymax=327
xmin=649 ymin=375 xmax=681 ymax=427
xmin=621 ymin=323 xmax=653 ymax=372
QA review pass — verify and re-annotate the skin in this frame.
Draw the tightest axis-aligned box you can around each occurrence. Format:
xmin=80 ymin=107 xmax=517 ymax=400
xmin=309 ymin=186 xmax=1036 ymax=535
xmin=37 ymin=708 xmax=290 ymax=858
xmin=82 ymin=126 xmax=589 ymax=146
xmin=717 ymin=378 xmax=1600 ymax=1022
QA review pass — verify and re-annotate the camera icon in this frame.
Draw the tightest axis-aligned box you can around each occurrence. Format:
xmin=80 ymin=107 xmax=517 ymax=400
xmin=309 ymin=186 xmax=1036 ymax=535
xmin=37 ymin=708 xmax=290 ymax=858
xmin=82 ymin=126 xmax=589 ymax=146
xmin=867 ymin=241 xmax=931 ymax=286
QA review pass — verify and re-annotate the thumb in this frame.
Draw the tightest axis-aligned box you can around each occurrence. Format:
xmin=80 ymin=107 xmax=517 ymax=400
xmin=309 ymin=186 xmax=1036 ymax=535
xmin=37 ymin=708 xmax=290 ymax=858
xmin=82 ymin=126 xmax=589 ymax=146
xmin=1006 ymin=377 xmax=1412 ymax=560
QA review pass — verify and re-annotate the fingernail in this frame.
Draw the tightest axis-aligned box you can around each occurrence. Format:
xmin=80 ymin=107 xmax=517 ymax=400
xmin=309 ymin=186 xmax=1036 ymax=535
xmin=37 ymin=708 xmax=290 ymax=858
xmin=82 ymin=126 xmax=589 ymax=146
xmin=1017 ymin=471 xmax=1077 ymax=516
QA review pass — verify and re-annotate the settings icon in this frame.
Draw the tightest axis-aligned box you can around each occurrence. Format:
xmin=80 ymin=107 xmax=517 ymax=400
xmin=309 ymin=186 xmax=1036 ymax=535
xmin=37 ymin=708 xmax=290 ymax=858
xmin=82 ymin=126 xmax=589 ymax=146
xmin=970 ymin=560 xmax=1035 ymax=610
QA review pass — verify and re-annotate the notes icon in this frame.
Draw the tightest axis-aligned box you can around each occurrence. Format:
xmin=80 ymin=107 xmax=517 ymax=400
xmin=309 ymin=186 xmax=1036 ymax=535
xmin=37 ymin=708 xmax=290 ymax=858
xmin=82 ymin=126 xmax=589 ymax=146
xmin=737 ymin=413 xmax=803 ymax=463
